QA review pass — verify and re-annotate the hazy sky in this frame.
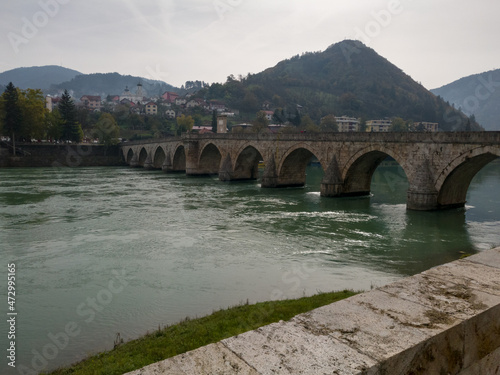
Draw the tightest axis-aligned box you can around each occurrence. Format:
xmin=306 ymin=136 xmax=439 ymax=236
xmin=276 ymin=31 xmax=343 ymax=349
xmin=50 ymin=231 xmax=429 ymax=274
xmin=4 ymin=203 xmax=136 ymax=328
xmin=1 ymin=0 xmax=499 ymax=89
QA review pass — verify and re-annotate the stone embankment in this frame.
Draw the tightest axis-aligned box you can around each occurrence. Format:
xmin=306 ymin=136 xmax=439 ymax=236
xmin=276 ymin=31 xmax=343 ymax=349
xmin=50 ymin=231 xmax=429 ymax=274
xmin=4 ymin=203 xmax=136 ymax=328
xmin=0 ymin=143 xmax=125 ymax=167
xmin=125 ymin=247 xmax=500 ymax=374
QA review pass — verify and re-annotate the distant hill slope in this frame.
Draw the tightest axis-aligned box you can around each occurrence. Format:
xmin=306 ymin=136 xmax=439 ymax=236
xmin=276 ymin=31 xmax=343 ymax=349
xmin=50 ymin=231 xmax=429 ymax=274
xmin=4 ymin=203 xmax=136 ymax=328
xmin=48 ymin=72 xmax=180 ymax=99
xmin=201 ymin=40 xmax=478 ymax=131
xmin=0 ymin=65 xmax=81 ymax=90
xmin=431 ymin=69 xmax=500 ymax=130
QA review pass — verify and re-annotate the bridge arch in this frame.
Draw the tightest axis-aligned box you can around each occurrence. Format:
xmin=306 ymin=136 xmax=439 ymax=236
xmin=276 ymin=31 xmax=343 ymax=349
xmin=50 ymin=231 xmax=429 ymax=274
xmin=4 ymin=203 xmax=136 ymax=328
xmin=172 ymin=144 xmax=186 ymax=172
xmin=232 ymin=144 xmax=265 ymax=180
xmin=152 ymin=146 xmax=166 ymax=169
xmin=125 ymin=148 xmax=134 ymax=164
xmin=435 ymin=147 xmax=500 ymax=209
xmin=342 ymin=146 xmax=408 ymax=197
xmin=198 ymin=143 xmax=222 ymax=175
xmin=277 ymin=144 xmax=323 ymax=188
xmin=138 ymin=147 xmax=148 ymax=167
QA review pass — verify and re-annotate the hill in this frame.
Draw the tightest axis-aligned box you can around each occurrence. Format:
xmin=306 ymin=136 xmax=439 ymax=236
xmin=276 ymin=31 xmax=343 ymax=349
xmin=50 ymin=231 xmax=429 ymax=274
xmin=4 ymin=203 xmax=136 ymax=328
xmin=47 ymin=72 xmax=180 ymax=99
xmin=200 ymin=40 xmax=478 ymax=131
xmin=431 ymin=69 xmax=500 ymax=130
xmin=0 ymin=65 xmax=81 ymax=90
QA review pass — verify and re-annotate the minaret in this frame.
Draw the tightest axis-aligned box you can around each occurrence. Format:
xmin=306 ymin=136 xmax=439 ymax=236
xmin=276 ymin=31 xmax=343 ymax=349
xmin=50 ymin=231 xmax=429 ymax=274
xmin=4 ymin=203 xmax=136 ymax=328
xmin=136 ymin=82 xmax=143 ymax=104
xmin=217 ymin=115 xmax=227 ymax=133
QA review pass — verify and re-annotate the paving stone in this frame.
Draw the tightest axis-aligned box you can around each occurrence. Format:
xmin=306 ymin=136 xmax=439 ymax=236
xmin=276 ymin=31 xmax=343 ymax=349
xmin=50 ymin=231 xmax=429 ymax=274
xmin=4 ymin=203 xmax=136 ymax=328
xmin=424 ymin=258 xmax=500 ymax=298
xmin=466 ymin=247 xmax=500 ymax=269
xmin=223 ymin=320 xmax=376 ymax=375
xmin=123 ymin=343 xmax=260 ymax=375
xmin=293 ymin=290 xmax=443 ymax=363
xmin=380 ymin=272 xmax=500 ymax=321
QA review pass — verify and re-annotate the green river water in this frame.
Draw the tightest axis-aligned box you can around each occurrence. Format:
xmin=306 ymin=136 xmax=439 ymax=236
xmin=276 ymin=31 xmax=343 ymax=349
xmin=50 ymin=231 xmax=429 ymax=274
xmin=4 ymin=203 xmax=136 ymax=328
xmin=0 ymin=161 xmax=499 ymax=374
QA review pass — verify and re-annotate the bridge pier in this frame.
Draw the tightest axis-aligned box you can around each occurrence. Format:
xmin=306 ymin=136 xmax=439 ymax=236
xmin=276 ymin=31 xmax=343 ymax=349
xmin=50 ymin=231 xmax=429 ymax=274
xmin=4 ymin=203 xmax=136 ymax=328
xmin=320 ymin=156 xmax=344 ymax=197
xmin=143 ymin=154 xmax=154 ymax=170
xmin=129 ymin=154 xmax=140 ymax=168
xmin=261 ymin=156 xmax=279 ymax=188
xmin=407 ymin=190 xmax=440 ymax=211
xmin=320 ymin=182 xmax=344 ymax=197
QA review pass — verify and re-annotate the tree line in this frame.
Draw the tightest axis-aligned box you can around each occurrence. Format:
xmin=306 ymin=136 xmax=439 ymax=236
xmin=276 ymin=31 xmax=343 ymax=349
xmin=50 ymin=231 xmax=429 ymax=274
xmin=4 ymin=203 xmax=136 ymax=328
xmin=0 ymin=83 xmax=122 ymax=148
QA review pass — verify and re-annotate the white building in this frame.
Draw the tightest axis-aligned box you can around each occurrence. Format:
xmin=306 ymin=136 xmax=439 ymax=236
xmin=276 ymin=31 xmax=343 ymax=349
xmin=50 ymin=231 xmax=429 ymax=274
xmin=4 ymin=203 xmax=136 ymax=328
xmin=366 ymin=119 xmax=392 ymax=132
xmin=412 ymin=122 xmax=439 ymax=132
xmin=336 ymin=116 xmax=360 ymax=132
xmin=120 ymin=83 xmax=146 ymax=104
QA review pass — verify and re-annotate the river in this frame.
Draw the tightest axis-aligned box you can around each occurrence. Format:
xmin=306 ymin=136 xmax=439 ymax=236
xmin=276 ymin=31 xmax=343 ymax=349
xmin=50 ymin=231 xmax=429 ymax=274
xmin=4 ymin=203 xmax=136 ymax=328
xmin=1 ymin=160 xmax=499 ymax=374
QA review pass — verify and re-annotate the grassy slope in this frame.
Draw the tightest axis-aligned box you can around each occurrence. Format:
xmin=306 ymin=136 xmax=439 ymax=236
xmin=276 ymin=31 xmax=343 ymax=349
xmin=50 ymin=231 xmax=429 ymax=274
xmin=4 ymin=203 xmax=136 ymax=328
xmin=44 ymin=290 xmax=357 ymax=375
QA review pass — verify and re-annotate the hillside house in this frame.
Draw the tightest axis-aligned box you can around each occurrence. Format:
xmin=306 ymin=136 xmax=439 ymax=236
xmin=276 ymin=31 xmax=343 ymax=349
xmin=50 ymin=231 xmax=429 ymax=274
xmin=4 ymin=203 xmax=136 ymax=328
xmin=209 ymin=100 xmax=226 ymax=112
xmin=162 ymin=91 xmax=179 ymax=103
xmin=175 ymin=97 xmax=187 ymax=106
xmin=45 ymin=96 xmax=62 ymax=112
xmin=186 ymin=98 xmax=205 ymax=109
xmin=165 ymin=109 xmax=176 ymax=119
xmin=264 ymin=111 xmax=274 ymax=121
xmin=80 ymin=95 xmax=101 ymax=110
xmin=145 ymin=102 xmax=158 ymax=115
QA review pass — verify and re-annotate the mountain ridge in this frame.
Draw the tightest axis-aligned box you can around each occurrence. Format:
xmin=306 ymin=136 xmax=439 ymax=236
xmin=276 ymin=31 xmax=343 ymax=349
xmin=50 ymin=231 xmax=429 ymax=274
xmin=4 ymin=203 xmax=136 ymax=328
xmin=198 ymin=40 xmax=478 ymax=131
xmin=431 ymin=68 xmax=500 ymax=130
xmin=0 ymin=65 xmax=82 ymax=90
xmin=1 ymin=41 xmax=485 ymax=131
xmin=47 ymin=72 xmax=180 ymax=99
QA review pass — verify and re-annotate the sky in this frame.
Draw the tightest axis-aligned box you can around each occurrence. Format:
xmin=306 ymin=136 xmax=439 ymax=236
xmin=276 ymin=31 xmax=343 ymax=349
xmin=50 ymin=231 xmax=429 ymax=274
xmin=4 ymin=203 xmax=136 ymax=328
xmin=1 ymin=0 xmax=499 ymax=90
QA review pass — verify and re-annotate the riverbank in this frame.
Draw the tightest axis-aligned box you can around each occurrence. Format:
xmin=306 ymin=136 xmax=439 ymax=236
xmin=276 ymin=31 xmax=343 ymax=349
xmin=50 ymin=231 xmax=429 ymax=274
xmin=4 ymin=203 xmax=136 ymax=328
xmin=0 ymin=143 xmax=125 ymax=167
xmin=41 ymin=290 xmax=357 ymax=375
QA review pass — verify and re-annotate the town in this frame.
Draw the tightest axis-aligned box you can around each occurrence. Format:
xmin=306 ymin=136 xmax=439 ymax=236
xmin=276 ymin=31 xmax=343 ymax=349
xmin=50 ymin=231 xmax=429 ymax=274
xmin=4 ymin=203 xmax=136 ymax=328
xmin=40 ymin=81 xmax=439 ymax=144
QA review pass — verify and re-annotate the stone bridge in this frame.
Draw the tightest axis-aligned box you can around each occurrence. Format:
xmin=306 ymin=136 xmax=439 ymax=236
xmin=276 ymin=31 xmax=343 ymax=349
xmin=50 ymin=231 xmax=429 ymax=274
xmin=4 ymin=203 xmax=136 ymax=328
xmin=120 ymin=132 xmax=500 ymax=211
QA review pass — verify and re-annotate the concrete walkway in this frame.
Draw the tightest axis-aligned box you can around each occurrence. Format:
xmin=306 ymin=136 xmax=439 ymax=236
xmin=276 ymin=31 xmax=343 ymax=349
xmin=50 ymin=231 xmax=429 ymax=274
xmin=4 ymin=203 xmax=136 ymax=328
xmin=125 ymin=247 xmax=500 ymax=374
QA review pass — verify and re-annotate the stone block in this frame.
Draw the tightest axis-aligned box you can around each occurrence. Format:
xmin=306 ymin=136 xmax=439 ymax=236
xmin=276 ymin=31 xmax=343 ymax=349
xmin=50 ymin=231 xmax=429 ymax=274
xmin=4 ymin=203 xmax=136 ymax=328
xmin=223 ymin=320 xmax=376 ymax=374
xmin=123 ymin=342 xmax=259 ymax=375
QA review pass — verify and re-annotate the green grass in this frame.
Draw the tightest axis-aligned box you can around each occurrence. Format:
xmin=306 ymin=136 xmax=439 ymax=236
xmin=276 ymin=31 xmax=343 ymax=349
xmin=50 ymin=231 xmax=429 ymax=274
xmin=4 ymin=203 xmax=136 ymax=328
xmin=44 ymin=290 xmax=357 ymax=375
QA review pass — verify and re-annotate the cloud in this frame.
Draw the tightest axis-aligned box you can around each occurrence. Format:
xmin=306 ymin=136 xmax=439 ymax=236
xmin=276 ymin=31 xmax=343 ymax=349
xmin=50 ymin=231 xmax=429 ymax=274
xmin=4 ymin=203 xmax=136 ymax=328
xmin=1 ymin=0 xmax=499 ymax=89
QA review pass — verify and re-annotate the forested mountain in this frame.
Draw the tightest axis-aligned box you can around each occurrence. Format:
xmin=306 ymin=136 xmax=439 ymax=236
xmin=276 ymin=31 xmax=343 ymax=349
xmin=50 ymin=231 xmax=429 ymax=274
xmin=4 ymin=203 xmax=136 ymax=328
xmin=0 ymin=66 xmax=81 ymax=90
xmin=48 ymin=72 xmax=180 ymax=99
xmin=431 ymin=69 xmax=500 ymax=130
xmin=199 ymin=40 xmax=479 ymax=131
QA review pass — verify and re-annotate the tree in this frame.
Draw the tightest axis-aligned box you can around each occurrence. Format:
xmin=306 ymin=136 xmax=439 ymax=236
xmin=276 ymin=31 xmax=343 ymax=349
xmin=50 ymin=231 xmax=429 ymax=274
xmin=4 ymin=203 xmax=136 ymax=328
xmin=301 ymin=115 xmax=320 ymax=132
xmin=45 ymin=110 xmax=64 ymax=141
xmin=176 ymin=114 xmax=194 ymax=134
xmin=0 ymin=82 xmax=22 ymax=154
xmin=320 ymin=115 xmax=338 ymax=132
xmin=389 ymin=117 xmax=408 ymax=132
xmin=18 ymin=88 xmax=46 ymax=140
xmin=252 ymin=111 xmax=269 ymax=132
xmin=92 ymin=113 xmax=120 ymax=145
xmin=465 ymin=119 xmax=472 ymax=132
xmin=272 ymin=108 xmax=286 ymax=125
xmin=240 ymin=91 xmax=259 ymax=113
xmin=211 ymin=110 xmax=217 ymax=133
xmin=358 ymin=117 xmax=367 ymax=132
xmin=291 ymin=108 xmax=301 ymax=127
xmin=59 ymin=90 xmax=83 ymax=142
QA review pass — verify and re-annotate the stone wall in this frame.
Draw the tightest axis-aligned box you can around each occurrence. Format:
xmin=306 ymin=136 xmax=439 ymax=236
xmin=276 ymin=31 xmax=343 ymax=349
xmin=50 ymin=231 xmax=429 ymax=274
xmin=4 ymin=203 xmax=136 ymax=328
xmin=0 ymin=143 xmax=125 ymax=168
xmin=125 ymin=247 xmax=500 ymax=374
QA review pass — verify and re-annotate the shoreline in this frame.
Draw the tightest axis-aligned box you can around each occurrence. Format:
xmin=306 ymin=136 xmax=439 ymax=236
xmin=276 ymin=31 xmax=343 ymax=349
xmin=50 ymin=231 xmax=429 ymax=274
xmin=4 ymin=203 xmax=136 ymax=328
xmin=0 ymin=143 xmax=125 ymax=168
xmin=41 ymin=290 xmax=357 ymax=375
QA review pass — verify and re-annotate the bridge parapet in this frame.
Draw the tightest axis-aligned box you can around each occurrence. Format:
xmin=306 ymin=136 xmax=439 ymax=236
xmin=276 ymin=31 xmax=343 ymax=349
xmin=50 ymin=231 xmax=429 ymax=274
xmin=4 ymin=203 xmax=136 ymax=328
xmin=120 ymin=132 xmax=500 ymax=211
